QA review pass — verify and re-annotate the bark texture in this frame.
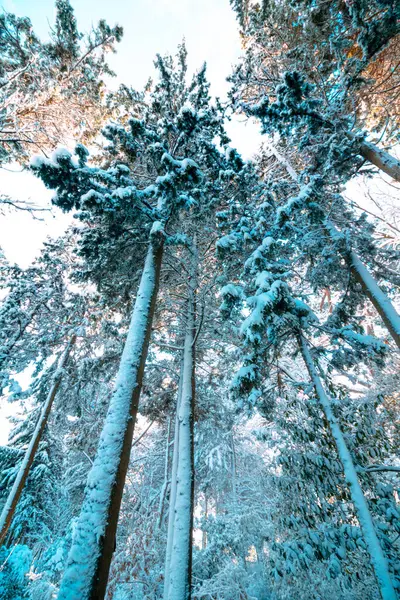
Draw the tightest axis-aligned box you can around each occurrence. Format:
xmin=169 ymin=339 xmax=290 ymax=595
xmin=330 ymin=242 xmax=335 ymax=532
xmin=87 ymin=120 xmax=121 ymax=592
xmin=299 ymin=334 xmax=397 ymax=600
xmin=58 ymin=227 xmax=164 ymax=600
xmin=359 ymin=140 xmax=400 ymax=183
xmin=0 ymin=334 xmax=76 ymax=546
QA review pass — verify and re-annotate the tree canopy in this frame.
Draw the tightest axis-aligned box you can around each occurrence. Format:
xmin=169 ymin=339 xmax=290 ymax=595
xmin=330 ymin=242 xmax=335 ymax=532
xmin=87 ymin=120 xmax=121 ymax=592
xmin=0 ymin=2 xmax=400 ymax=599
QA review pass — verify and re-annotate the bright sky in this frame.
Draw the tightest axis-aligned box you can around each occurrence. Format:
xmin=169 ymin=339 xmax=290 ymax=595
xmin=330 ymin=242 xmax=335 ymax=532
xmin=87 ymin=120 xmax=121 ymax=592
xmin=0 ymin=0 xmax=261 ymax=268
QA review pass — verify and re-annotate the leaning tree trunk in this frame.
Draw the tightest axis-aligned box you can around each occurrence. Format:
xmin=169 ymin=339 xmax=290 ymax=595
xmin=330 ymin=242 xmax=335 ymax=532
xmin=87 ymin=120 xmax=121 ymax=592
xmin=270 ymin=145 xmax=400 ymax=350
xmin=0 ymin=334 xmax=76 ymax=546
xmin=358 ymin=139 xmax=400 ymax=182
xmin=165 ymin=247 xmax=197 ymax=600
xmin=58 ymin=223 xmax=164 ymax=600
xmin=349 ymin=250 xmax=400 ymax=349
xmin=299 ymin=334 xmax=397 ymax=600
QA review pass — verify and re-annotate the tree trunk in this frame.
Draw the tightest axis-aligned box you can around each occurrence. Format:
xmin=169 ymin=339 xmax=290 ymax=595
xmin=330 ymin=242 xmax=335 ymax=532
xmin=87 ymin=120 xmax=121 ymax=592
xmin=157 ymin=417 xmax=172 ymax=529
xmin=299 ymin=334 xmax=397 ymax=600
xmin=58 ymin=224 xmax=164 ymax=600
xmin=166 ymin=297 xmax=196 ymax=600
xmin=349 ymin=250 xmax=400 ymax=349
xmin=202 ymin=495 xmax=208 ymax=550
xmin=164 ymin=362 xmax=184 ymax=599
xmin=0 ymin=335 xmax=76 ymax=546
xmin=165 ymin=246 xmax=197 ymax=600
xmin=270 ymin=144 xmax=400 ymax=350
xmin=324 ymin=219 xmax=400 ymax=349
xmin=358 ymin=140 xmax=400 ymax=182
xmin=276 ymin=130 xmax=400 ymax=181
xmin=231 ymin=432 xmax=237 ymax=505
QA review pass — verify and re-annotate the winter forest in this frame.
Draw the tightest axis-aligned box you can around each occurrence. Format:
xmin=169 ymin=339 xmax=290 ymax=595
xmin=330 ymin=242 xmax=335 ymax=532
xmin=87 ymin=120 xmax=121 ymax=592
xmin=1 ymin=0 xmax=400 ymax=598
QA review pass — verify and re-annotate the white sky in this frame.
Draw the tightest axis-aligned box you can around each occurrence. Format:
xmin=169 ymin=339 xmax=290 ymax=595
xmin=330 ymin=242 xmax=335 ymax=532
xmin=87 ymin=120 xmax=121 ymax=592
xmin=0 ymin=0 xmax=261 ymax=268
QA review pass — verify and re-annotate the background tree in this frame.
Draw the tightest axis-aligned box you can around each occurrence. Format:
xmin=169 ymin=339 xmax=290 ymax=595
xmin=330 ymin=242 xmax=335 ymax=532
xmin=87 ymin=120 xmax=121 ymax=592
xmin=0 ymin=0 xmax=122 ymax=166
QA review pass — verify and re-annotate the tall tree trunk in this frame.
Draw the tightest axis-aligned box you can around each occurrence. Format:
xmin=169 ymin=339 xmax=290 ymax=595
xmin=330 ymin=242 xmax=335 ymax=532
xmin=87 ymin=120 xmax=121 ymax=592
xmin=270 ymin=145 xmax=400 ymax=350
xmin=324 ymin=220 xmax=400 ymax=349
xmin=269 ymin=139 xmax=400 ymax=183
xmin=58 ymin=223 xmax=164 ymax=600
xmin=165 ymin=246 xmax=197 ymax=600
xmin=231 ymin=432 xmax=237 ymax=505
xmin=298 ymin=334 xmax=397 ymax=600
xmin=166 ymin=298 xmax=196 ymax=600
xmin=164 ymin=362 xmax=184 ymax=600
xmin=349 ymin=251 xmax=400 ymax=349
xmin=157 ymin=417 xmax=172 ymax=529
xmin=0 ymin=335 xmax=76 ymax=546
xmin=358 ymin=140 xmax=400 ymax=182
xmin=202 ymin=495 xmax=208 ymax=550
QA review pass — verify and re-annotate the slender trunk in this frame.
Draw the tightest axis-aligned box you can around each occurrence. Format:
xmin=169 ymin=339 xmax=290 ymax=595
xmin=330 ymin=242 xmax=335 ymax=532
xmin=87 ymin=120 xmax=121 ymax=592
xmin=365 ymin=465 xmax=400 ymax=473
xmin=358 ymin=140 xmax=400 ymax=183
xmin=231 ymin=432 xmax=237 ymax=505
xmin=270 ymin=145 xmax=400 ymax=350
xmin=202 ymin=496 xmax=208 ymax=550
xmin=58 ymin=224 xmax=164 ymax=600
xmin=131 ymin=420 xmax=154 ymax=450
xmin=299 ymin=334 xmax=397 ymax=600
xmin=158 ymin=417 xmax=172 ymax=529
xmin=325 ymin=220 xmax=400 ymax=349
xmin=349 ymin=251 xmax=400 ymax=349
xmin=0 ymin=335 xmax=76 ymax=546
xmin=164 ymin=362 xmax=184 ymax=599
xmin=255 ymin=540 xmax=263 ymax=564
xmin=166 ymin=246 xmax=197 ymax=600
xmin=167 ymin=297 xmax=196 ymax=600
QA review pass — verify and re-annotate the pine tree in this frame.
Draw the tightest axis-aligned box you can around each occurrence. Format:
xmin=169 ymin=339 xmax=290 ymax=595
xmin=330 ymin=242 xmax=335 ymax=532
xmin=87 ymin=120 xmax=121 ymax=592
xmin=220 ymin=218 xmax=399 ymax=596
xmin=0 ymin=0 xmax=122 ymax=167
xmin=229 ymin=0 xmax=400 ymax=181
xmin=0 ymin=335 xmax=75 ymax=546
xmin=164 ymin=244 xmax=197 ymax=600
xmin=31 ymin=45 xmax=239 ymax=599
xmin=1 ymin=4 xmax=400 ymax=599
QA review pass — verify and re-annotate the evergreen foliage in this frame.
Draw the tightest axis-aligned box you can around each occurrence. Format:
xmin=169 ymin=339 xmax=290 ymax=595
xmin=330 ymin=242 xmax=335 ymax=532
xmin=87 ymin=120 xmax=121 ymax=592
xmin=0 ymin=2 xmax=399 ymax=599
xmin=0 ymin=0 xmax=122 ymax=166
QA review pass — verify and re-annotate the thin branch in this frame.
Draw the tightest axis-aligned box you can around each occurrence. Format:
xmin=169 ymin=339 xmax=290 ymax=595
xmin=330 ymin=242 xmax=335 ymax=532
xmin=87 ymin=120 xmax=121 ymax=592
xmin=363 ymin=465 xmax=400 ymax=473
xmin=131 ymin=421 xmax=155 ymax=449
